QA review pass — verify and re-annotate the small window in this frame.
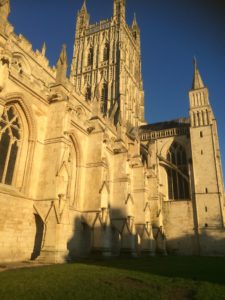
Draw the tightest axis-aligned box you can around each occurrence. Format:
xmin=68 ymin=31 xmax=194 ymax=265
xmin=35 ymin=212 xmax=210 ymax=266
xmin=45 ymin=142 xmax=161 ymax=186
xmin=200 ymin=131 xmax=203 ymax=138
xmin=103 ymin=43 xmax=110 ymax=61
xmin=87 ymin=47 xmax=94 ymax=66
xmin=205 ymin=188 xmax=208 ymax=194
xmin=201 ymin=150 xmax=203 ymax=155
xmin=101 ymin=83 xmax=108 ymax=115
xmin=205 ymin=206 xmax=208 ymax=212
xmin=85 ymin=87 xmax=91 ymax=101
xmin=205 ymin=223 xmax=208 ymax=228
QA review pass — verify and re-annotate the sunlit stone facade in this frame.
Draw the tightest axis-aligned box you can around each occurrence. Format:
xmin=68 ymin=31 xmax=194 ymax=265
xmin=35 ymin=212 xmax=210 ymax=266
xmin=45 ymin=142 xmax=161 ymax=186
xmin=0 ymin=0 xmax=224 ymax=263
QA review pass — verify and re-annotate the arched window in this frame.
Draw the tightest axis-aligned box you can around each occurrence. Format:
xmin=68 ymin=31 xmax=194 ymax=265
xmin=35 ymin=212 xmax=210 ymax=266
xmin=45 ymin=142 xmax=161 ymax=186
xmin=85 ymin=86 xmax=91 ymax=101
xmin=0 ymin=106 xmax=21 ymax=185
xmin=103 ymin=43 xmax=110 ymax=61
xmin=166 ymin=143 xmax=190 ymax=200
xmin=101 ymin=83 xmax=108 ymax=115
xmin=87 ymin=47 xmax=94 ymax=66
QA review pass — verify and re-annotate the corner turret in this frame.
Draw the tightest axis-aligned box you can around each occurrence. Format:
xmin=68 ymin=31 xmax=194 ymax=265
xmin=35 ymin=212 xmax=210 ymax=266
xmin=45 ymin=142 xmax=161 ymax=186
xmin=76 ymin=0 xmax=90 ymax=34
xmin=113 ymin=0 xmax=126 ymax=23
xmin=0 ymin=0 xmax=10 ymax=22
xmin=131 ymin=13 xmax=140 ymax=49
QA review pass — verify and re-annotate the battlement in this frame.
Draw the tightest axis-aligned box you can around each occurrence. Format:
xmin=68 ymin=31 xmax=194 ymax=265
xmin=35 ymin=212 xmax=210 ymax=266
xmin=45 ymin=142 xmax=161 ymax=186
xmin=85 ymin=19 xmax=112 ymax=35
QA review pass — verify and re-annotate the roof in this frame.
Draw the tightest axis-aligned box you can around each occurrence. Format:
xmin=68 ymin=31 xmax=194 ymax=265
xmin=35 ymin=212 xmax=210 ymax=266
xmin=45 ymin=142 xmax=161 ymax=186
xmin=140 ymin=117 xmax=190 ymax=132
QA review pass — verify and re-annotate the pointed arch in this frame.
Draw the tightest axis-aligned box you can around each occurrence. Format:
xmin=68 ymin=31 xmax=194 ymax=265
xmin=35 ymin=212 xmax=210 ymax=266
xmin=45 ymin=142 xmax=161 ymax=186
xmin=5 ymin=93 xmax=37 ymax=141
xmin=0 ymin=95 xmax=37 ymax=191
xmin=166 ymin=142 xmax=190 ymax=200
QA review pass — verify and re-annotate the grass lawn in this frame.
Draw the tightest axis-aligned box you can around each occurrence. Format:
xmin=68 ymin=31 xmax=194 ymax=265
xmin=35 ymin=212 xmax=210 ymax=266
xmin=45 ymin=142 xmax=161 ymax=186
xmin=0 ymin=256 xmax=225 ymax=300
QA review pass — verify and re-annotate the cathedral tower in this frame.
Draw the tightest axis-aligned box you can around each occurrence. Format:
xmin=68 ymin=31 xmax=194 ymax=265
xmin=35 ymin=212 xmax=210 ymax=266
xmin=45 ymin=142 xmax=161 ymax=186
xmin=70 ymin=0 xmax=145 ymax=127
xmin=189 ymin=60 xmax=225 ymax=234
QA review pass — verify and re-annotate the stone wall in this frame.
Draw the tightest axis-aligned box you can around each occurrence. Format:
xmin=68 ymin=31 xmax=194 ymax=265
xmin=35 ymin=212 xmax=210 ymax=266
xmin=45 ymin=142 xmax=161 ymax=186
xmin=0 ymin=191 xmax=36 ymax=263
xmin=163 ymin=200 xmax=198 ymax=255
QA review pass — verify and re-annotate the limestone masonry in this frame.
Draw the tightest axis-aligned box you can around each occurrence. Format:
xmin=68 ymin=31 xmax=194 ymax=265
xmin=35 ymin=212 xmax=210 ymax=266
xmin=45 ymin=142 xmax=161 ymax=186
xmin=0 ymin=0 xmax=224 ymax=263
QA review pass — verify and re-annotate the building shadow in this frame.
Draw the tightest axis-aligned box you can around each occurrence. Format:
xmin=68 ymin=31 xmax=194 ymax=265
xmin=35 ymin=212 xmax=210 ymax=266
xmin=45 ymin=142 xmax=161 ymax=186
xmin=65 ymin=211 xmax=225 ymax=286
xmin=31 ymin=214 xmax=44 ymax=260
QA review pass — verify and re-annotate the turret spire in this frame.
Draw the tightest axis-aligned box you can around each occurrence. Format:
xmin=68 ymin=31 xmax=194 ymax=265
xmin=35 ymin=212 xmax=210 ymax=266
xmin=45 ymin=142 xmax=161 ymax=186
xmin=132 ymin=13 xmax=137 ymax=27
xmin=76 ymin=0 xmax=90 ymax=32
xmin=131 ymin=12 xmax=140 ymax=47
xmin=81 ymin=0 xmax=87 ymax=12
xmin=192 ymin=57 xmax=205 ymax=90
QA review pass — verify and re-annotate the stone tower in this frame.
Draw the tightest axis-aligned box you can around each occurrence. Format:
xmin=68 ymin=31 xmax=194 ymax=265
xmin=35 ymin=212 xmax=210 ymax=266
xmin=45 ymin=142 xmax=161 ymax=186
xmin=70 ymin=0 xmax=145 ymax=127
xmin=189 ymin=60 xmax=225 ymax=240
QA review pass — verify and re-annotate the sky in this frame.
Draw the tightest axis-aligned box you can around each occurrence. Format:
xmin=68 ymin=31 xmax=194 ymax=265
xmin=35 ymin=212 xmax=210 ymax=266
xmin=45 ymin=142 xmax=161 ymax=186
xmin=9 ymin=0 xmax=225 ymax=178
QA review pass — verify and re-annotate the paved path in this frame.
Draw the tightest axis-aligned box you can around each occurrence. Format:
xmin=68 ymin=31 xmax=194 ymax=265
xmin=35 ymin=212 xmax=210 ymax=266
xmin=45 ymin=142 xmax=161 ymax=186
xmin=0 ymin=261 xmax=51 ymax=272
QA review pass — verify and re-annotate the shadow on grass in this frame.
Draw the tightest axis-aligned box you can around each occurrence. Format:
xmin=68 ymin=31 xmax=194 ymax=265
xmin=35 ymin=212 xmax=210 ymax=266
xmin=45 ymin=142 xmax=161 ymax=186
xmin=72 ymin=255 xmax=225 ymax=286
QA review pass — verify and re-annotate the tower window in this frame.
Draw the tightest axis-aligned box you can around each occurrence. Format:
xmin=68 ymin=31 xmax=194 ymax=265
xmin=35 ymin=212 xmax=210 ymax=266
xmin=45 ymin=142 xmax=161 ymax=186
xmin=101 ymin=83 xmax=108 ymax=115
xmin=205 ymin=188 xmax=208 ymax=194
xmin=87 ymin=47 xmax=94 ymax=66
xmin=0 ymin=106 xmax=21 ymax=185
xmin=200 ymin=131 xmax=203 ymax=138
xmin=103 ymin=43 xmax=110 ymax=61
xmin=85 ymin=86 xmax=91 ymax=101
xmin=166 ymin=143 xmax=190 ymax=200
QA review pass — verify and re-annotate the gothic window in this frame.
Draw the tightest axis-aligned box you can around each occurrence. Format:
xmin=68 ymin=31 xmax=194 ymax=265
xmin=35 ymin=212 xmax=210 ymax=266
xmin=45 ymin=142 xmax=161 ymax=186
xmin=103 ymin=43 xmax=110 ymax=61
xmin=166 ymin=143 xmax=190 ymax=200
xmin=85 ymin=86 xmax=91 ymax=101
xmin=101 ymin=83 xmax=108 ymax=115
xmin=87 ymin=47 xmax=94 ymax=66
xmin=0 ymin=106 xmax=21 ymax=185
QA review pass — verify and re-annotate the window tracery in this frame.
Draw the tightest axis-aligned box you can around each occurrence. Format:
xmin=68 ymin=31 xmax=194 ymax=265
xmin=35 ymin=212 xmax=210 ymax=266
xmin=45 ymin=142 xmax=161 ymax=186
xmin=166 ymin=143 xmax=190 ymax=200
xmin=0 ymin=106 xmax=21 ymax=185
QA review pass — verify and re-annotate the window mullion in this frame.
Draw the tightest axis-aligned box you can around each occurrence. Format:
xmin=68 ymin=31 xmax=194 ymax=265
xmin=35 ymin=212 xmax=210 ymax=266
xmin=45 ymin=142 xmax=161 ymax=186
xmin=2 ymin=138 xmax=13 ymax=184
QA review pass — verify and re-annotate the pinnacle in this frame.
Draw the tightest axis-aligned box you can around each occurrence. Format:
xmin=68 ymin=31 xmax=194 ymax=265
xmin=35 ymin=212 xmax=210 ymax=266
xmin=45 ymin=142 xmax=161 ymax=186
xmin=57 ymin=44 xmax=68 ymax=66
xmin=132 ymin=12 xmax=138 ymax=28
xmin=41 ymin=42 xmax=46 ymax=56
xmin=132 ymin=13 xmax=137 ymax=26
xmin=81 ymin=0 xmax=87 ymax=12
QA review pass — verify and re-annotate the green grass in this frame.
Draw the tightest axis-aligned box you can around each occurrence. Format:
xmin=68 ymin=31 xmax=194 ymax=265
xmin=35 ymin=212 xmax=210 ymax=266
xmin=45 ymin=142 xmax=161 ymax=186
xmin=0 ymin=256 xmax=225 ymax=300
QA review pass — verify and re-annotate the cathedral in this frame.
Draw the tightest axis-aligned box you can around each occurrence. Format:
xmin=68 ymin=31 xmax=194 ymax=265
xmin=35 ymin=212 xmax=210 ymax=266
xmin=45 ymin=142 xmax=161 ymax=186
xmin=0 ymin=0 xmax=224 ymax=263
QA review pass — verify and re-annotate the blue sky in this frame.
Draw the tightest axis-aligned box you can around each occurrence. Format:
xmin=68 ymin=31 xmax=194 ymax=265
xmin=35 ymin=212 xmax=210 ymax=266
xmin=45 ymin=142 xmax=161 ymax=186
xmin=9 ymin=0 xmax=225 ymax=178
